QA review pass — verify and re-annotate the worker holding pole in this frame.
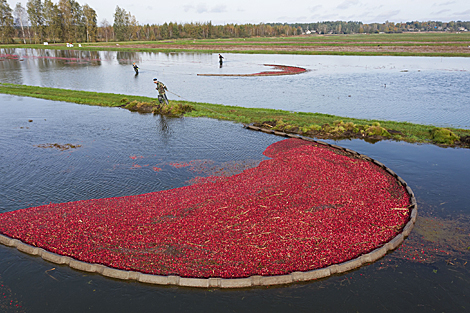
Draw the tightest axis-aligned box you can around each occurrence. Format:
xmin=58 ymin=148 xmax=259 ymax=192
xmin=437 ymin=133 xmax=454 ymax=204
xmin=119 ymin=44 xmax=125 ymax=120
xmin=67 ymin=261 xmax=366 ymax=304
xmin=153 ymin=78 xmax=169 ymax=105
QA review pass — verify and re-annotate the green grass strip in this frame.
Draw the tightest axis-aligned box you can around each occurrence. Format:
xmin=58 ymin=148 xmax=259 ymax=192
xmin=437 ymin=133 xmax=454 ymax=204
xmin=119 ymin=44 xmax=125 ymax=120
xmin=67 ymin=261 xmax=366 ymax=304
xmin=0 ymin=83 xmax=152 ymax=107
xmin=1 ymin=83 xmax=469 ymax=146
xmin=2 ymin=45 xmax=468 ymax=57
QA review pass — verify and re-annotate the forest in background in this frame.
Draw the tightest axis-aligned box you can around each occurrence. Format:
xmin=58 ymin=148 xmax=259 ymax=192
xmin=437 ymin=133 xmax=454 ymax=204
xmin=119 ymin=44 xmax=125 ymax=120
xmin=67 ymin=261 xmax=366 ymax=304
xmin=1 ymin=0 xmax=469 ymax=44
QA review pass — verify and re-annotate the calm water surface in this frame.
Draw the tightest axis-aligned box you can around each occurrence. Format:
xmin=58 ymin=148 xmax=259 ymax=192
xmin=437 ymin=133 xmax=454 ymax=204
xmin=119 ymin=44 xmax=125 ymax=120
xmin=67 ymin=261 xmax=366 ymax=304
xmin=1 ymin=48 xmax=469 ymax=129
xmin=0 ymin=95 xmax=469 ymax=312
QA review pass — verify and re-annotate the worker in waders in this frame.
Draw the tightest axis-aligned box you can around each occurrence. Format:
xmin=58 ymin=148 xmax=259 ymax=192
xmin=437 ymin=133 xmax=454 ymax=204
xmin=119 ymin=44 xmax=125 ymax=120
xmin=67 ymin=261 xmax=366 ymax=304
xmin=133 ymin=63 xmax=139 ymax=74
xmin=154 ymin=78 xmax=169 ymax=105
xmin=218 ymin=54 xmax=224 ymax=67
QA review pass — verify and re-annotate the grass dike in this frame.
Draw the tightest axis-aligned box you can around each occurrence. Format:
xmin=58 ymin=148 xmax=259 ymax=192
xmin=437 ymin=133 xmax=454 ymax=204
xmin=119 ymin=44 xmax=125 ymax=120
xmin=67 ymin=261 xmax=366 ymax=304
xmin=1 ymin=83 xmax=469 ymax=148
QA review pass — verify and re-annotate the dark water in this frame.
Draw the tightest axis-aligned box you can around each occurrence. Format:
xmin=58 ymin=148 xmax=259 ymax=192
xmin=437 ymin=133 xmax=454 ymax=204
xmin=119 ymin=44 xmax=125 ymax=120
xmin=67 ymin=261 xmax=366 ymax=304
xmin=1 ymin=95 xmax=469 ymax=312
xmin=1 ymin=49 xmax=469 ymax=129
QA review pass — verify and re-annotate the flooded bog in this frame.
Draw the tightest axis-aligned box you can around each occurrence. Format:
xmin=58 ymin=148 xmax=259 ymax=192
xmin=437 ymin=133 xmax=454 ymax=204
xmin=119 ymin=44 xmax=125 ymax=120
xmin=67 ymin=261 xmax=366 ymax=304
xmin=0 ymin=95 xmax=469 ymax=312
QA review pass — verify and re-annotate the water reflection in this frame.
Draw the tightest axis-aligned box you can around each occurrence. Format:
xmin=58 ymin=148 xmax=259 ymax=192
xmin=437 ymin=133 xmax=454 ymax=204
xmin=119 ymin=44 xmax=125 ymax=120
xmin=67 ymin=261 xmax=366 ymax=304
xmin=1 ymin=48 xmax=102 ymax=64
xmin=0 ymin=57 xmax=22 ymax=83
xmin=117 ymin=50 xmax=141 ymax=66
xmin=156 ymin=114 xmax=171 ymax=137
xmin=1 ymin=49 xmax=469 ymax=129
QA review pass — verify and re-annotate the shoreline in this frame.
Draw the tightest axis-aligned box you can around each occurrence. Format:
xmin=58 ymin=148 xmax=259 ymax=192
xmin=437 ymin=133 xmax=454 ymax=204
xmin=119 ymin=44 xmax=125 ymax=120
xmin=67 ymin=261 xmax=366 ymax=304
xmin=2 ymin=33 xmax=470 ymax=57
xmin=1 ymin=83 xmax=469 ymax=148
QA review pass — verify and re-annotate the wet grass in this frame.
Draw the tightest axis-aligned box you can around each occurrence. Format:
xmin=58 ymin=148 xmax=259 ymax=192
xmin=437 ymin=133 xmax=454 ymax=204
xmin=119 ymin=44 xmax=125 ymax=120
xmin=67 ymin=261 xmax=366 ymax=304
xmin=1 ymin=83 xmax=469 ymax=147
xmin=184 ymin=101 xmax=470 ymax=145
xmin=0 ymin=83 xmax=149 ymax=106
xmin=0 ymin=83 xmax=192 ymax=116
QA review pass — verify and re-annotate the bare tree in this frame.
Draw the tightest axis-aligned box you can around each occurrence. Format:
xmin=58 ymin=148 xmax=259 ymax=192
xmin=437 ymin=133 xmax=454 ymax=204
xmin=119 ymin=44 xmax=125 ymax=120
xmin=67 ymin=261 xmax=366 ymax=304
xmin=14 ymin=2 xmax=30 ymax=43
xmin=100 ymin=18 xmax=111 ymax=42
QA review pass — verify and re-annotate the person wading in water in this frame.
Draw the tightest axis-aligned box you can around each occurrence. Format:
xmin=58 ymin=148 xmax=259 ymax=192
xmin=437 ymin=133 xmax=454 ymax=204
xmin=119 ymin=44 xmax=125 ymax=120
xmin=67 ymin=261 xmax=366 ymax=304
xmin=133 ymin=63 xmax=139 ymax=74
xmin=154 ymin=78 xmax=169 ymax=105
xmin=218 ymin=54 xmax=224 ymax=67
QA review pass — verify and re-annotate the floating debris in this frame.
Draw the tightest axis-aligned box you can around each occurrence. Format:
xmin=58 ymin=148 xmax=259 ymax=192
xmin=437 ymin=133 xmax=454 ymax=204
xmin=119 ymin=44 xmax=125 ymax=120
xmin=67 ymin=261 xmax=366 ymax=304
xmin=34 ymin=143 xmax=82 ymax=151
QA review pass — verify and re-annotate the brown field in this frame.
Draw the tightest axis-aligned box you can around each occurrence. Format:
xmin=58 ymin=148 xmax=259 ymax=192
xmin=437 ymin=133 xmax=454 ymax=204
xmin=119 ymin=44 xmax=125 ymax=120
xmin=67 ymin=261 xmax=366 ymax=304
xmin=119 ymin=42 xmax=470 ymax=55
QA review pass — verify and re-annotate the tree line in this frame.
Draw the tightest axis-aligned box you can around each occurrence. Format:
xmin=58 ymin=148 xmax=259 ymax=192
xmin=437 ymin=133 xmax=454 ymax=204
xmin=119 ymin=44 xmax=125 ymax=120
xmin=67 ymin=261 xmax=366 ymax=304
xmin=1 ymin=0 xmax=469 ymax=44
xmin=285 ymin=21 xmax=470 ymax=34
xmin=0 ymin=0 xmax=96 ymax=43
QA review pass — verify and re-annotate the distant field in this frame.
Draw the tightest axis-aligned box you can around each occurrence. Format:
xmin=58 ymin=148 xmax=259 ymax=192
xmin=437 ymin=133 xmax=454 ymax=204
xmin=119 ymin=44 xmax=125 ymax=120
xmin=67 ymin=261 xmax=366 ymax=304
xmin=2 ymin=32 xmax=470 ymax=57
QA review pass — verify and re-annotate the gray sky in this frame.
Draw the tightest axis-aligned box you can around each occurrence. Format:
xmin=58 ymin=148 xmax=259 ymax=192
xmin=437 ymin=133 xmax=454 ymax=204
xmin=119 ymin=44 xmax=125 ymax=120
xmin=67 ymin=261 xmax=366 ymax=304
xmin=8 ymin=0 xmax=470 ymax=26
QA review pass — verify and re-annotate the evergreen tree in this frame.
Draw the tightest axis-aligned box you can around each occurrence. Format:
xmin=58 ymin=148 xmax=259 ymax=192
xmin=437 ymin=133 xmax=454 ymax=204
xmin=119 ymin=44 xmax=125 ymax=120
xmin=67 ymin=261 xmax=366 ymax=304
xmin=43 ymin=0 xmax=62 ymax=42
xmin=127 ymin=11 xmax=138 ymax=40
xmin=59 ymin=0 xmax=84 ymax=42
xmin=26 ymin=0 xmax=44 ymax=43
xmin=58 ymin=0 xmax=72 ymax=41
xmin=70 ymin=0 xmax=83 ymax=41
xmin=83 ymin=4 xmax=97 ymax=42
xmin=113 ymin=5 xmax=128 ymax=41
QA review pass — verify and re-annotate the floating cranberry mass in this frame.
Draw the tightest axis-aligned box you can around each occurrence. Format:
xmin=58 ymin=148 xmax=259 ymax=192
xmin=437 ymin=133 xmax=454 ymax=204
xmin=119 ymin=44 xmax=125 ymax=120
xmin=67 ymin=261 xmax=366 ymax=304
xmin=0 ymin=138 xmax=411 ymax=280
xmin=197 ymin=64 xmax=307 ymax=76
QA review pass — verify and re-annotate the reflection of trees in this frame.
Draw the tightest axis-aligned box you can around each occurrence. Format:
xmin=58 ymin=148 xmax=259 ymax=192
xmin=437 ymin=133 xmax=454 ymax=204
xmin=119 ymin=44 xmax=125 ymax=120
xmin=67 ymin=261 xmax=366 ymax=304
xmin=36 ymin=55 xmax=50 ymax=70
xmin=1 ymin=48 xmax=103 ymax=70
xmin=0 ymin=49 xmax=23 ymax=84
xmin=101 ymin=50 xmax=114 ymax=63
xmin=43 ymin=49 xmax=102 ymax=65
xmin=116 ymin=51 xmax=140 ymax=65
xmin=88 ymin=51 xmax=101 ymax=63
xmin=0 ymin=58 xmax=22 ymax=84
xmin=0 ymin=47 xmax=16 ymax=55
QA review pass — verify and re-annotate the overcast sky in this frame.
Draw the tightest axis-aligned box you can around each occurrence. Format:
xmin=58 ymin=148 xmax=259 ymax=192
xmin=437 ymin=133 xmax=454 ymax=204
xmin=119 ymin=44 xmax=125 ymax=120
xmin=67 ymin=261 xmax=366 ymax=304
xmin=8 ymin=0 xmax=470 ymax=26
